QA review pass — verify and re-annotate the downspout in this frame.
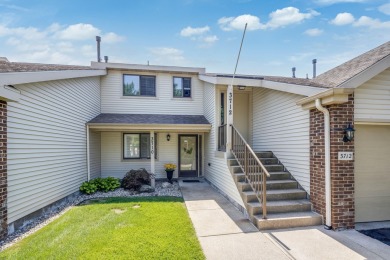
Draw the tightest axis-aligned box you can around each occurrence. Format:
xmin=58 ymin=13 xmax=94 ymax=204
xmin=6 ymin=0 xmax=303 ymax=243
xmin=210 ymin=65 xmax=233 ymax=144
xmin=86 ymin=124 xmax=91 ymax=181
xmin=315 ymin=99 xmax=332 ymax=229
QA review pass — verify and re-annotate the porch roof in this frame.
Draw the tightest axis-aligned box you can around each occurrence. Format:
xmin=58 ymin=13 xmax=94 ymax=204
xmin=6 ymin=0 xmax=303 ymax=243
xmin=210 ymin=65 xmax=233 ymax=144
xmin=87 ymin=113 xmax=211 ymax=131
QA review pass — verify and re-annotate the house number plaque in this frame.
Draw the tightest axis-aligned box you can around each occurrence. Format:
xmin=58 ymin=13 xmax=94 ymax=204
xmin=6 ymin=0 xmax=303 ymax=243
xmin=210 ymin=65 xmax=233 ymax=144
xmin=338 ymin=152 xmax=353 ymax=160
xmin=150 ymin=136 xmax=154 ymax=155
xmin=228 ymin=92 xmax=233 ymax=115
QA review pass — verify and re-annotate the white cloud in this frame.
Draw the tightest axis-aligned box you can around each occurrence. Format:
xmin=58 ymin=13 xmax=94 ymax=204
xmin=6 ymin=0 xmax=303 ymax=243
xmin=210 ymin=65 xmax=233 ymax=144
xmin=330 ymin=13 xmax=390 ymax=29
xmin=218 ymin=7 xmax=319 ymax=31
xmin=203 ymin=35 xmax=219 ymax=43
xmin=315 ymin=0 xmax=366 ymax=5
xmin=330 ymin=12 xmax=355 ymax=25
xmin=266 ymin=7 xmax=320 ymax=29
xmin=304 ymin=28 xmax=323 ymax=36
xmin=57 ymin=23 xmax=101 ymax=40
xmin=149 ymin=47 xmax=184 ymax=62
xmin=0 ymin=22 xmax=125 ymax=65
xmin=180 ymin=26 xmax=210 ymax=37
xmin=379 ymin=3 xmax=390 ymax=15
xmin=218 ymin=14 xmax=264 ymax=31
xmin=103 ymin=32 xmax=125 ymax=43
xmin=353 ymin=16 xmax=390 ymax=29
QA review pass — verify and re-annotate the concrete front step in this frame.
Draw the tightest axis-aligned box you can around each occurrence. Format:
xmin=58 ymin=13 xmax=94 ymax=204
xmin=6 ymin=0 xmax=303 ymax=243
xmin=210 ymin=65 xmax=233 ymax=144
xmin=246 ymin=199 xmax=312 ymax=215
xmin=253 ymin=211 xmax=323 ymax=230
xmin=233 ymin=172 xmax=291 ymax=183
xmin=255 ymin=152 xmax=274 ymax=158
xmin=237 ymin=180 xmax=298 ymax=192
xmin=260 ymin=158 xmax=279 ymax=165
xmin=264 ymin=164 xmax=284 ymax=172
xmin=242 ymin=189 xmax=307 ymax=203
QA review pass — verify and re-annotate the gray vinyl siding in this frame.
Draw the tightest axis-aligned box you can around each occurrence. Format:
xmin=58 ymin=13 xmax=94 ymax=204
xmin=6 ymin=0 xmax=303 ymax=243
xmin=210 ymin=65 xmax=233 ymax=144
xmin=101 ymin=70 xmax=204 ymax=115
xmin=89 ymin=131 xmax=101 ymax=180
xmin=355 ymin=68 xmax=390 ymax=123
xmin=252 ymin=88 xmax=310 ymax=193
xmin=203 ymin=83 xmax=244 ymax=207
xmin=101 ymin=132 xmax=180 ymax=179
xmin=7 ymin=77 xmax=101 ymax=223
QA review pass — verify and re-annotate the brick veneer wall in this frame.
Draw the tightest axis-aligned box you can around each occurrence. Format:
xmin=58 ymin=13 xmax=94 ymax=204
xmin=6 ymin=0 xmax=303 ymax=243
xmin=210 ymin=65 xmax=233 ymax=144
xmin=0 ymin=100 xmax=7 ymax=238
xmin=310 ymin=95 xmax=355 ymax=230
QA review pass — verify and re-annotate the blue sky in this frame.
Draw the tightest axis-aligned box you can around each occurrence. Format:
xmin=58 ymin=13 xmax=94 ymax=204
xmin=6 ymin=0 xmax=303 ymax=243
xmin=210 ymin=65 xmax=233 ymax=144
xmin=0 ymin=0 xmax=389 ymax=77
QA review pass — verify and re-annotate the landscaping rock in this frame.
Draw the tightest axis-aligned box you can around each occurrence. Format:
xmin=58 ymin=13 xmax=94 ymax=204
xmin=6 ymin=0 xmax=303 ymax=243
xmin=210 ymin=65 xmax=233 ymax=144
xmin=139 ymin=185 xmax=155 ymax=193
xmin=162 ymin=182 xmax=173 ymax=188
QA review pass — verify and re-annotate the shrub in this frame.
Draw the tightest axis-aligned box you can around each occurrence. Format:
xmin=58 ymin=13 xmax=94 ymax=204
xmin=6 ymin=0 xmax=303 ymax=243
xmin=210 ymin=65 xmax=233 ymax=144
xmin=121 ymin=168 xmax=151 ymax=191
xmin=80 ymin=181 xmax=97 ymax=194
xmin=93 ymin=177 xmax=120 ymax=192
xmin=79 ymin=177 xmax=120 ymax=194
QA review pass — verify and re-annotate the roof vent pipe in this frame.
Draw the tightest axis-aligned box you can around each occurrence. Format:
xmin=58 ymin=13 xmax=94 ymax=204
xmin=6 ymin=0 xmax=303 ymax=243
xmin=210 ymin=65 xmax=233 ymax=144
xmin=96 ymin=36 xmax=101 ymax=62
xmin=292 ymin=67 xmax=296 ymax=78
xmin=104 ymin=56 xmax=108 ymax=63
xmin=312 ymin=59 xmax=317 ymax=78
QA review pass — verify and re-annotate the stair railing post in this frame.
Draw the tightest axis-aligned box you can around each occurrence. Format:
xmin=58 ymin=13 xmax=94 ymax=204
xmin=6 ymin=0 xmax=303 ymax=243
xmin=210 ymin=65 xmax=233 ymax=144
xmin=262 ymin=174 xmax=267 ymax=219
xmin=244 ymin=145 xmax=247 ymax=181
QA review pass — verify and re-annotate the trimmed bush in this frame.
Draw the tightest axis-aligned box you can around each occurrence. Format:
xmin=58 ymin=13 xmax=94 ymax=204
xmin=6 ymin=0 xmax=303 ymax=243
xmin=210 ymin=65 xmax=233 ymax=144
xmin=80 ymin=181 xmax=97 ymax=194
xmin=121 ymin=168 xmax=151 ymax=191
xmin=79 ymin=177 xmax=120 ymax=194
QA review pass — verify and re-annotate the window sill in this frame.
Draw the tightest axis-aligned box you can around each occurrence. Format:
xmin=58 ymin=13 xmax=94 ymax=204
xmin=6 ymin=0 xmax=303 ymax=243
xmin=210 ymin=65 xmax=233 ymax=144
xmin=121 ymin=158 xmax=159 ymax=162
xmin=121 ymin=96 xmax=159 ymax=100
xmin=171 ymin=97 xmax=193 ymax=101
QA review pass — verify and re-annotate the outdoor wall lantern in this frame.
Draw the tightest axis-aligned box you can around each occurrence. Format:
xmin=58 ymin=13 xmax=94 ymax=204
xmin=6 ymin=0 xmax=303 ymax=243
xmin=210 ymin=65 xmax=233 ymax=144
xmin=343 ymin=124 xmax=355 ymax=142
xmin=238 ymin=85 xmax=246 ymax=90
xmin=166 ymin=133 xmax=171 ymax=142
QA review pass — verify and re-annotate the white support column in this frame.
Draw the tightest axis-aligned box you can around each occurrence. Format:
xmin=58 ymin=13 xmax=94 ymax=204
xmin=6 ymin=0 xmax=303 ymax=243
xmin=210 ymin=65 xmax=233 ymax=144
xmin=86 ymin=125 xmax=91 ymax=181
xmin=150 ymin=131 xmax=155 ymax=175
xmin=226 ymin=84 xmax=234 ymax=156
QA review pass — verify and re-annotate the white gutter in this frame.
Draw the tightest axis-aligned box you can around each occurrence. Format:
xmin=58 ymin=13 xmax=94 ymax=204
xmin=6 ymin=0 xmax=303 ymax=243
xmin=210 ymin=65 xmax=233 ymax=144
xmin=315 ymin=99 xmax=331 ymax=228
xmin=86 ymin=125 xmax=91 ymax=181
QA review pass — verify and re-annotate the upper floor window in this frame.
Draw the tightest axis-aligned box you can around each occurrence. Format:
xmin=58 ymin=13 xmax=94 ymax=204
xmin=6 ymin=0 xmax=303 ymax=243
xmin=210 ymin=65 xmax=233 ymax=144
xmin=123 ymin=74 xmax=156 ymax=96
xmin=173 ymin=77 xmax=191 ymax=98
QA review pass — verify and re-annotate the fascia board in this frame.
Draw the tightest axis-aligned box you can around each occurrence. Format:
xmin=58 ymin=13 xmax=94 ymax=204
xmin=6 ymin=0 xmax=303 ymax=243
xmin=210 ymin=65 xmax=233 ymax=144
xmin=0 ymin=70 xmax=106 ymax=86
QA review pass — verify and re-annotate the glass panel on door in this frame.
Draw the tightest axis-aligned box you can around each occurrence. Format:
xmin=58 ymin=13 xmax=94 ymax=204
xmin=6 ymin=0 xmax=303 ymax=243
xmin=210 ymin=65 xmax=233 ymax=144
xmin=179 ymin=135 xmax=198 ymax=177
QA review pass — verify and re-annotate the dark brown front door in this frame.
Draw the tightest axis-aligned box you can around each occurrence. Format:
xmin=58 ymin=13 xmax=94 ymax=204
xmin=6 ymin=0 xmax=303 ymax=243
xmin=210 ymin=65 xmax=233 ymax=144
xmin=179 ymin=135 xmax=198 ymax=177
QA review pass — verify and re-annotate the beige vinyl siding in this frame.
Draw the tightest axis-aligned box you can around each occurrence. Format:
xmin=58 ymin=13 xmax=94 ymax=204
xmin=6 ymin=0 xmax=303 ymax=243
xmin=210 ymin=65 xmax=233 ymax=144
xmin=7 ymin=77 xmax=101 ymax=223
xmin=101 ymin=70 xmax=204 ymax=115
xmin=355 ymin=68 xmax=390 ymax=123
xmin=89 ymin=131 xmax=101 ymax=179
xmin=101 ymin=132 xmax=180 ymax=179
xmin=203 ymin=83 xmax=244 ymax=207
xmin=355 ymin=125 xmax=390 ymax=222
xmin=252 ymin=88 xmax=310 ymax=192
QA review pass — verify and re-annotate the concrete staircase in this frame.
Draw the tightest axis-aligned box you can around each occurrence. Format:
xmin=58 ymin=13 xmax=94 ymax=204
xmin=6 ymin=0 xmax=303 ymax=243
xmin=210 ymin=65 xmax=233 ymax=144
xmin=228 ymin=151 xmax=322 ymax=230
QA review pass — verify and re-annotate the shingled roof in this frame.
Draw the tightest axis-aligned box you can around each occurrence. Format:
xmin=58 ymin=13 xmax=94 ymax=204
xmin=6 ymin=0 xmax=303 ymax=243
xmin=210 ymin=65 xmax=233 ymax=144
xmin=88 ymin=114 xmax=210 ymax=125
xmin=0 ymin=58 xmax=97 ymax=73
xmin=312 ymin=41 xmax=390 ymax=88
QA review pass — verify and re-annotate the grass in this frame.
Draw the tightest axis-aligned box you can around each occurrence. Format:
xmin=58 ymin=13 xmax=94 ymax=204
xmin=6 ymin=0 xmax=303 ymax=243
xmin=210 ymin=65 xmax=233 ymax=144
xmin=0 ymin=197 xmax=205 ymax=260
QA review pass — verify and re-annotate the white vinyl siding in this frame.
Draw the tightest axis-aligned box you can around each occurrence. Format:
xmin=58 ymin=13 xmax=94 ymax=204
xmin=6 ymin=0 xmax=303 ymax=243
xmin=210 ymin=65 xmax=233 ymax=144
xmin=101 ymin=132 xmax=179 ymax=179
xmin=252 ymin=88 xmax=310 ymax=192
xmin=89 ymin=131 xmax=101 ymax=180
xmin=355 ymin=68 xmax=390 ymax=123
xmin=7 ymin=77 xmax=101 ymax=223
xmin=101 ymin=70 xmax=203 ymax=115
xmin=203 ymin=83 xmax=244 ymax=207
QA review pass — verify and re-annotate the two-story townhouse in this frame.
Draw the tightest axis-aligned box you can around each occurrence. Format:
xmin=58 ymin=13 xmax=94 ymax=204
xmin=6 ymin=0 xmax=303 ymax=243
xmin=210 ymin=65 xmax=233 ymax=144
xmin=0 ymin=41 xmax=389 ymax=239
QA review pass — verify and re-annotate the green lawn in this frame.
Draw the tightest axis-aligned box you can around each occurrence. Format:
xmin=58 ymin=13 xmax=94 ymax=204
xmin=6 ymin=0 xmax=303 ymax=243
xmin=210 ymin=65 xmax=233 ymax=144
xmin=0 ymin=197 xmax=205 ymax=260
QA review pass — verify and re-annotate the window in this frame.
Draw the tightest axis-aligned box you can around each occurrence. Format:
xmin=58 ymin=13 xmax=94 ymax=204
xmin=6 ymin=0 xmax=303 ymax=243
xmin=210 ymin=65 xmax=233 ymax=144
xmin=123 ymin=75 xmax=156 ymax=96
xmin=123 ymin=133 xmax=157 ymax=159
xmin=173 ymin=77 xmax=191 ymax=98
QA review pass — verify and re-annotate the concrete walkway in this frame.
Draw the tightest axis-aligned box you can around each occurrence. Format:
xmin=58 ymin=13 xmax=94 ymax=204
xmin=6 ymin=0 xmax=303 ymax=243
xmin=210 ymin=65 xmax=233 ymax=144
xmin=179 ymin=179 xmax=390 ymax=260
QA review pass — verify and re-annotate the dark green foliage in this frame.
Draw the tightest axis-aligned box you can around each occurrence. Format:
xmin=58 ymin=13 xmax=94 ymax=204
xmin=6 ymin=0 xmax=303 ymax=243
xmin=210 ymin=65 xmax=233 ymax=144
xmin=79 ymin=181 xmax=97 ymax=195
xmin=121 ymin=168 xmax=151 ymax=190
xmin=79 ymin=177 xmax=120 ymax=194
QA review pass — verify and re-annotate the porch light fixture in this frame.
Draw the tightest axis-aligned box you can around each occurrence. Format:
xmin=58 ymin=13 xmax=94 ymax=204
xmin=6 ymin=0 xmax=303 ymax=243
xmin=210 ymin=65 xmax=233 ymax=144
xmin=238 ymin=85 xmax=246 ymax=90
xmin=166 ymin=133 xmax=171 ymax=142
xmin=343 ymin=124 xmax=355 ymax=142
